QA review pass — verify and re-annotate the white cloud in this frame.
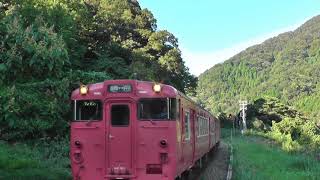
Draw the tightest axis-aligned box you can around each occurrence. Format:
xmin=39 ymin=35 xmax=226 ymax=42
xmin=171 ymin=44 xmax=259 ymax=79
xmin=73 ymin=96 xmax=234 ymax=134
xmin=182 ymin=17 xmax=311 ymax=76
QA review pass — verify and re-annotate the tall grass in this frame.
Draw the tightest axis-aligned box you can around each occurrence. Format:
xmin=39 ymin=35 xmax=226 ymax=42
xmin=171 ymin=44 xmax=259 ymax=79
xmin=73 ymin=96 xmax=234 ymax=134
xmin=0 ymin=139 xmax=71 ymax=180
xmin=221 ymin=129 xmax=320 ymax=180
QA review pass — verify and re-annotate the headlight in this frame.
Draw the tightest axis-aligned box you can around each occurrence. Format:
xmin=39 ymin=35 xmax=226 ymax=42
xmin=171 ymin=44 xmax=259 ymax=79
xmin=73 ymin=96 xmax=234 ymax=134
xmin=80 ymin=85 xmax=88 ymax=95
xmin=153 ymin=84 xmax=161 ymax=93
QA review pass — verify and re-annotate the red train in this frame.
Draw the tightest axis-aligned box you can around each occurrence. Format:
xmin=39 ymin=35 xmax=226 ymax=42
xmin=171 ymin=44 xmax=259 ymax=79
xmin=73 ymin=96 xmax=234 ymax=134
xmin=70 ymin=80 xmax=220 ymax=180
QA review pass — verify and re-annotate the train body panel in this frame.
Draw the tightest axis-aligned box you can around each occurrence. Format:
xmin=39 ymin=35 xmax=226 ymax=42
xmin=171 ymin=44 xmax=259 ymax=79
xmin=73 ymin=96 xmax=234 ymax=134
xmin=70 ymin=80 xmax=220 ymax=180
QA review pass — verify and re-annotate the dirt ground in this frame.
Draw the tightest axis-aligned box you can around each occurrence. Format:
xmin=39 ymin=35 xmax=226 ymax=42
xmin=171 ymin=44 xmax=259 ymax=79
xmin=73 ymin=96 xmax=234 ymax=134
xmin=185 ymin=142 xmax=230 ymax=180
xmin=200 ymin=142 xmax=230 ymax=180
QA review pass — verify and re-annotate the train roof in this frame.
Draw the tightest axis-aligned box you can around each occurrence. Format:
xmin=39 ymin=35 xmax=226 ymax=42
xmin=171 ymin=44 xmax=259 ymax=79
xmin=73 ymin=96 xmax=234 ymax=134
xmin=71 ymin=79 xmax=177 ymax=97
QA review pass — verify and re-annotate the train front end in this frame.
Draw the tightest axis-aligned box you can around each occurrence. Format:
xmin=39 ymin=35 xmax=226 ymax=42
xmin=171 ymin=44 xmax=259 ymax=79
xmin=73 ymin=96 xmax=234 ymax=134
xmin=70 ymin=80 xmax=179 ymax=180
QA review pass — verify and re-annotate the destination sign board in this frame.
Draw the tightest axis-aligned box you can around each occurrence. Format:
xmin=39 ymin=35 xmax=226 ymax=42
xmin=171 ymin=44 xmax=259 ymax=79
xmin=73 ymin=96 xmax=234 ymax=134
xmin=108 ymin=84 xmax=132 ymax=93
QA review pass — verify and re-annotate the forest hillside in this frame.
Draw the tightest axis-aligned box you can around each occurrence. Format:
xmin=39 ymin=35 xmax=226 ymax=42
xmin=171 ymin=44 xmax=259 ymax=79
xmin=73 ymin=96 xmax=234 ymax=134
xmin=198 ymin=15 xmax=320 ymax=122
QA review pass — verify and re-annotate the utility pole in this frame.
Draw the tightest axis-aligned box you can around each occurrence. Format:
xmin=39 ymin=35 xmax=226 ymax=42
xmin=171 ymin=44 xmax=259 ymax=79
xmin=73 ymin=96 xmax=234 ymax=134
xmin=239 ymin=100 xmax=248 ymax=134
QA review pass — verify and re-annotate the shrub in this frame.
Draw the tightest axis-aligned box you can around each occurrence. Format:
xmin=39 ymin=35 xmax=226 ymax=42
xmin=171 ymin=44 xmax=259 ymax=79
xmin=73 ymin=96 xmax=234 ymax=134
xmin=252 ymin=118 xmax=264 ymax=131
xmin=244 ymin=97 xmax=320 ymax=152
xmin=268 ymin=118 xmax=320 ymax=152
xmin=218 ymin=112 xmax=233 ymax=128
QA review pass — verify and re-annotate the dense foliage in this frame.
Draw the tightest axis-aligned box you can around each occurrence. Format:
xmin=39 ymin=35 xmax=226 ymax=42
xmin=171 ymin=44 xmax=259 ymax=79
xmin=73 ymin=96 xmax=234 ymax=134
xmin=198 ymin=15 xmax=320 ymax=122
xmin=246 ymin=97 xmax=320 ymax=152
xmin=0 ymin=0 xmax=196 ymax=140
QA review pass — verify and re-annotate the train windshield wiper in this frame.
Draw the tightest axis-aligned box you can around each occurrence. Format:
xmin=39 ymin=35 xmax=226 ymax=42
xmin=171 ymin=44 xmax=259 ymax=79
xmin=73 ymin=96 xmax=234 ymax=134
xmin=149 ymin=118 xmax=156 ymax=125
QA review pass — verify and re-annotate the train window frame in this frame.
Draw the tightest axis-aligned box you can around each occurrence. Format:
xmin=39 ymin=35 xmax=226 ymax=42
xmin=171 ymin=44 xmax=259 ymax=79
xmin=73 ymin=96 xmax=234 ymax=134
xmin=198 ymin=116 xmax=202 ymax=137
xmin=184 ymin=110 xmax=191 ymax=141
xmin=210 ymin=118 xmax=215 ymax=135
xmin=197 ymin=115 xmax=200 ymax=137
xmin=205 ymin=118 xmax=209 ymax=135
xmin=177 ymin=99 xmax=181 ymax=120
xmin=138 ymin=98 xmax=177 ymax=121
xmin=197 ymin=115 xmax=209 ymax=137
xmin=72 ymin=100 xmax=102 ymax=121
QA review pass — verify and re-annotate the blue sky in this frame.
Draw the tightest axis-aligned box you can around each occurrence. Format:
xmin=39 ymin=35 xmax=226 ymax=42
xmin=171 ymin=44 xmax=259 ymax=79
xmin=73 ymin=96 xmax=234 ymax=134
xmin=139 ymin=0 xmax=320 ymax=75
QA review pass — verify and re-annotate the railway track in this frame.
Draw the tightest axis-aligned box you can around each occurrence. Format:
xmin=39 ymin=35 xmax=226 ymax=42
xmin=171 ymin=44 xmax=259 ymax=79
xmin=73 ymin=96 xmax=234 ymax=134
xmin=181 ymin=142 xmax=230 ymax=180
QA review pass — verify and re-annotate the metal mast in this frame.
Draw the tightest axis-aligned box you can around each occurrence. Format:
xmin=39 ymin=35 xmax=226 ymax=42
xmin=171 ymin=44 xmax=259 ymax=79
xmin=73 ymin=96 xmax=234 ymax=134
xmin=239 ymin=100 xmax=248 ymax=134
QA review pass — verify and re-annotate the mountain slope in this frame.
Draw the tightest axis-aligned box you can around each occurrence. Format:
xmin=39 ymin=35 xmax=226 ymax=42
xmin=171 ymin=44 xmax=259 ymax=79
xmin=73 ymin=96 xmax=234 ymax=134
xmin=197 ymin=15 xmax=320 ymax=119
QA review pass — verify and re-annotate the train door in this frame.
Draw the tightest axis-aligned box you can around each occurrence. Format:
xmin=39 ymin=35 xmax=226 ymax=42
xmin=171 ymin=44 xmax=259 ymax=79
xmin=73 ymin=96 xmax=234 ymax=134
xmin=106 ymin=99 xmax=135 ymax=176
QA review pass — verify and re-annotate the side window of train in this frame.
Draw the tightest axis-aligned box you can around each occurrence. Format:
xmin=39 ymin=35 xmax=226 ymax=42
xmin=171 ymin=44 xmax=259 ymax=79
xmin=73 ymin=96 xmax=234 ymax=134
xmin=111 ymin=105 xmax=130 ymax=126
xmin=177 ymin=99 xmax=181 ymax=119
xmin=210 ymin=118 xmax=214 ymax=135
xmin=197 ymin=114 xmax=200 ymax=137
xmin=199 ymin=116 xmax=203 ymax=136
xmin=184 ymin=111 xmax=190 ymax=140
xmin=197 ymin=116 xmax=209 ymax=136
xmin=169 ymin=98 xmax=178 ymax=119
xmin=197 ymin=115 xmax=200 ymax=136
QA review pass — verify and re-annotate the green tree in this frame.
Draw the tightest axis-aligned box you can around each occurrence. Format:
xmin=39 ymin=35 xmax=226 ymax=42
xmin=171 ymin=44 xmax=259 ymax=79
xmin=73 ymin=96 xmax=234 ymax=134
xmin=0 ymin=0 xmax=197 ymax=140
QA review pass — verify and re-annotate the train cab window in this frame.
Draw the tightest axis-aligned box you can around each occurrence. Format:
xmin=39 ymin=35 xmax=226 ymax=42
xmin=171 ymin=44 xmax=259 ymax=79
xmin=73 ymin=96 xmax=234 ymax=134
xmin=73 ymin=100 xmax=102 ymax=121
xmin=138 ymin=98 xmax=177 ymax=120
xmin=184 ymin=111 xmax=190 ymax=140
xmin=111 ymin=105 xmax=130 ymax=126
